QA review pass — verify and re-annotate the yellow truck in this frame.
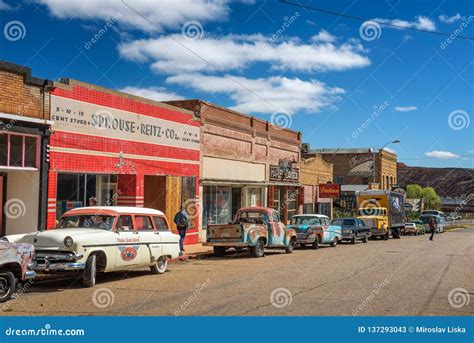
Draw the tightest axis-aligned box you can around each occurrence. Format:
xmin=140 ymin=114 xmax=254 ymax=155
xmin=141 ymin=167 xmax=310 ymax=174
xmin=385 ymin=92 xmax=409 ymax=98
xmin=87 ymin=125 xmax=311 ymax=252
xmin=356 ymin=190 xmax=406 ymax=240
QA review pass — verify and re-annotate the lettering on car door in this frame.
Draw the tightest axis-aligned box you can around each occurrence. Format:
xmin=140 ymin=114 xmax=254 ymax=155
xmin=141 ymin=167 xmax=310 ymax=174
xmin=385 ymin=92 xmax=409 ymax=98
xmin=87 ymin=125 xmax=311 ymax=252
xmin=115 ymin=215 xmax=147 ymax=268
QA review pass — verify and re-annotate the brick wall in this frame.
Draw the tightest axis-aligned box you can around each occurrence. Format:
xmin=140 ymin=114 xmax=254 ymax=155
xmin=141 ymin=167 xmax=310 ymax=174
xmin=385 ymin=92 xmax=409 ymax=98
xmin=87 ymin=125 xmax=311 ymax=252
xmin=0 ymin=62 xmax=50 ymax=120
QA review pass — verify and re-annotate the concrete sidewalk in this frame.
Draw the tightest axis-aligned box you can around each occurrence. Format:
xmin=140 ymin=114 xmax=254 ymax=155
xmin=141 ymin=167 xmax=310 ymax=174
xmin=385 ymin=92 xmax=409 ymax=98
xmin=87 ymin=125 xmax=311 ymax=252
xmin=172 ymin=243 xmax=214 ymax=261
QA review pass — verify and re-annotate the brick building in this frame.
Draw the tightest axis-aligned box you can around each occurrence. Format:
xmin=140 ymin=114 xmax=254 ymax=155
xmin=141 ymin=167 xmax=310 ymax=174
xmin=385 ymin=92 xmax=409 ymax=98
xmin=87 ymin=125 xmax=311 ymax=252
xmin=0 ymin=61 xmax=52 ymax=236
xmin=47 ymin=79 xmax=201 ymax=243
xmin=300 ymin=155 xmax=334 ymax=217
xmin=303 ymin=147 xmax=397 ymax=212
xmin=165 ymin=100 xmax=301 ymax=237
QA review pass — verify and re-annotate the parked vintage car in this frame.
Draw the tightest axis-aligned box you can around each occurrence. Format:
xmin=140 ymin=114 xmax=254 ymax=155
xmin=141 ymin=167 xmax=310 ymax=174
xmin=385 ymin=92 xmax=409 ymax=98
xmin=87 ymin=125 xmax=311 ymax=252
xmin=288 ymin=214 xmax=342 ymax=248
xmin=404 ymin=222 xmax=422 ymax=235
xmin=3 ymin=207 xmax=180 ymax=287
xmin=412 ymin=220 xmax=426 ymax=234
xmin=0 ymin=241 xmax=36 ymax=302
xmin=204 ymin=207 xmax=297 ymax=257
xmin=331 ymin=218 xmax=370 ymax=244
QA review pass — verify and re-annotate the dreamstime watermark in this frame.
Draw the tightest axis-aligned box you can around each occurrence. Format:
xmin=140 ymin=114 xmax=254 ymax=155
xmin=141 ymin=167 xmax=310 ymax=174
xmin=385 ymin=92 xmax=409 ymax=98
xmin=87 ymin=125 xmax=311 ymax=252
xmin=448 ymin=193 xmax=473 ymax=220
xmin=182 ymin=198 xmax=202 ymax=220
xmin=448 ymin=109 xmax=470 ymax=131
xmin=4 ymin=20 xmax=26 ymax=41
xmin=84 ymin=13 xmax=122 ymax=50
xmin=4 ymin=198 xmax=26 ymax=219
xmin=92 ymin=288 xmax=115 ymax=308
xmin=2 ymin=280 xmax=34 ymax=311
xmin=91 ymin=109 xmax=115 ymax=131
xmin=1 ymin=101 xmax=34 ymax=134
xmin=268 ymin=11 xmax=300 ymax=43
xmin=352 ymin=278 xmax=389 ymax=315
xmin=448 ymin=287 xmax=470 ymax=309
xmin=174 ymin=279 xmax=211 ymax=316
xmin=352 ymin=101 xmax=389 ymax=139
xmin=270 ymin=287 xmax=292 ymax=308
xmin=181 ymin=21 xmax=204 ymax=41
xmin=270 ymin=112 xmax=292 ymax=130
xmin=359 ymin=21 xmax=382 ymax=41
xmin=440 ymin=16 xmax=474 ymax=49
xmin=358 ymin=199 xmax=383 ymax=216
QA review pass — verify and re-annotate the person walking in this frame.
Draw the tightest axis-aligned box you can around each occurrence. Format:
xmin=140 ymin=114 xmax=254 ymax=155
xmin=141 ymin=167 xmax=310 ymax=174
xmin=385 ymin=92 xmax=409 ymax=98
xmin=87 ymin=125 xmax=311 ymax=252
xmin=174 ymin=206 xmax=189 ymax=255
xmin=428 ymin=217 xmax=436 ymax=241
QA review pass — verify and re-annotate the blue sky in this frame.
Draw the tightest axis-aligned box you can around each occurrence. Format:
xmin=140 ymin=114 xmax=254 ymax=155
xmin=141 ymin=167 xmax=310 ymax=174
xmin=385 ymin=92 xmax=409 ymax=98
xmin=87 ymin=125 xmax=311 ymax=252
xmin=0 ymin=0 xmax=473 ymax=168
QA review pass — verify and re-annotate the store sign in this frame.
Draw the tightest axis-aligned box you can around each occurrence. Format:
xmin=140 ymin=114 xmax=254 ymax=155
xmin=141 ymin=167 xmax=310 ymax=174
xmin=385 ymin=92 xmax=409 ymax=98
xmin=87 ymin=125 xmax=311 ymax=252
xmin=269 ymin=165 xmax=299 ymax=182
xmin=319 ymin=184 xmax=340 ymax=198
xmin=51 ymin=95 xmax=200 ymax=150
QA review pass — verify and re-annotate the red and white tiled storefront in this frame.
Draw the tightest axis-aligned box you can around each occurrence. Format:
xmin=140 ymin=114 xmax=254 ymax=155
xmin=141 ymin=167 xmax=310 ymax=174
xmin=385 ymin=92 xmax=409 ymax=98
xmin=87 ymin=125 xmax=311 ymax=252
xmin=46 ymin=80 xmax=201 ymax=244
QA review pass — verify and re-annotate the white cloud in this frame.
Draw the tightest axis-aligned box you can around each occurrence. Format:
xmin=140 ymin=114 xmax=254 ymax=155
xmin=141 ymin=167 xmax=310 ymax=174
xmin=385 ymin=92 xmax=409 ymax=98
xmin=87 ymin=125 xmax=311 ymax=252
xmin=0 ymin=0 xmax=14 ymax=10
xmin=37 ymin=0 xmax=229 ymax=32
xmin=119 ymin=86 xmax=184 ymax=101
xmin=439 ymin=14 xmax=462 ymax=24
xmin=311 ymin=30 xmax=336 ymax=43
xmin=119 ymin=34 xmax=370 ymax=74
xmin=374 ymin=16 xmax=436 ymax=31
xmin=425 ymin=150 xmax=460 ymax=159
xmin=166 ymin=73 xmax=345 ymax=115
xmin=395 ymin=106 xmax=417 ymax=112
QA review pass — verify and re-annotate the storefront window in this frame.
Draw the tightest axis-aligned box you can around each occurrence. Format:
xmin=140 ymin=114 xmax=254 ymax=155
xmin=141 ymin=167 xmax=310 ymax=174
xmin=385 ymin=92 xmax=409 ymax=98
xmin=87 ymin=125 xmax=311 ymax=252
xmin=203 ymin=186 xmax=232 ymax=228
xmin=9 ymin=135 xmax=22 ymax=167
xmin=247 ymin=187 xmax=262 ymax=207
xmin=273 ymin=187 xmax=281 ymax=212
xmin=287 ymin=188 xmax=298 ymax=220
xmin=0 ymin=133 xmax=39 ymax=168
xmin=56 ymin=173 xmax=117 ymax=219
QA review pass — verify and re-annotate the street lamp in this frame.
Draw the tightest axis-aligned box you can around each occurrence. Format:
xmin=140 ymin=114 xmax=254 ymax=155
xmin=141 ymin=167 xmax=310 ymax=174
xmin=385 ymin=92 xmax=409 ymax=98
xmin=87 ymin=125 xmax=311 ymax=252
xmin=373 ymin=140 xmax=400 ymax=186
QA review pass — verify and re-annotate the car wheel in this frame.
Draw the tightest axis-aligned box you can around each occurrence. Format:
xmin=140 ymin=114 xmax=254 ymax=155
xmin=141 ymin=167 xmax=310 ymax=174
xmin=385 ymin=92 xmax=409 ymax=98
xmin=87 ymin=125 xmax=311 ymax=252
xmin=312 ymin=237 xmax=319 ymax=249
xmin=330 ymin=237 xmax=338 ymax=247
xmin=150 ymin=256 xmax=168 ymax=274
xmin=252 ymin=239 xmax=265 ymax=258
xmin=383 ymin=232 xmax=389 ymax=240
xmin=83 ymin=254 xmax=97 ymax=287
xmin=351 ymin=234 xmax=356 ymax=244
xmin=0 ymin=271 xmax=16 ymax=303
xmin=213 ymin=246 xmax=226 ymax=257
xmin=285 ymin=238 xmax=295 ymax=254
xmin=362 ymin=234 xmax=368 ymax=243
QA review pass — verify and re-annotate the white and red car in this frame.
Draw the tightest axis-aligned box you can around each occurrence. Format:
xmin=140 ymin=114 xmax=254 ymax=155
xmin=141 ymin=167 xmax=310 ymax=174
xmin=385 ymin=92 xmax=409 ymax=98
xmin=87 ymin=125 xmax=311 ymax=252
xmin=3 ymin=207 xmax=180 ymax=287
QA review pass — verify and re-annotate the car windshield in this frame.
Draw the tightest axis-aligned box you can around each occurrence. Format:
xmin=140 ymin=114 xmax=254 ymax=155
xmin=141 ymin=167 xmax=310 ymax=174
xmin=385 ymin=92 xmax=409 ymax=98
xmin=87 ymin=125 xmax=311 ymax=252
xmin=358 ymin=208 xmax=385 ymax=216
xmin=236 ymin=211 xmax=269 ymax=224
xmin=291 ymin=217 xmax=320 ymax=225
xmin=58 ymin=215 xmax=115 ymax=230
xmin=332 ymin=219 xmax=355 ymax=226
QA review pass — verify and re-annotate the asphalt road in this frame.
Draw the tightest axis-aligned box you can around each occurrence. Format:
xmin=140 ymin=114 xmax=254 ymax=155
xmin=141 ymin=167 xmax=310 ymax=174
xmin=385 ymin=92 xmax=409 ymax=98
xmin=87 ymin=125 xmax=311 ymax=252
xmin=3 ymin=227 xmax=473 ymax=316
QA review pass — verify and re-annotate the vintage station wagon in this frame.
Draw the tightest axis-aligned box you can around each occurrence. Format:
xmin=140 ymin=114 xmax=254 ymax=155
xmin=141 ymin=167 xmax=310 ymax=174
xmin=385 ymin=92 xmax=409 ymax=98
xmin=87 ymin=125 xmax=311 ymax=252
xmin=3 ymin=207 xmax=180 ymax=287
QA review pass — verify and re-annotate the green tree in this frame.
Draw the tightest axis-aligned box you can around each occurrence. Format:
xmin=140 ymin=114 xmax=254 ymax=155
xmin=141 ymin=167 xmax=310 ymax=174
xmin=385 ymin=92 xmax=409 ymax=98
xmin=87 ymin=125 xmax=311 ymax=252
xmin=407 ymin=184 xmax=423 ymax=199
xmin=422 ymin=187 xmax=441 ymax=209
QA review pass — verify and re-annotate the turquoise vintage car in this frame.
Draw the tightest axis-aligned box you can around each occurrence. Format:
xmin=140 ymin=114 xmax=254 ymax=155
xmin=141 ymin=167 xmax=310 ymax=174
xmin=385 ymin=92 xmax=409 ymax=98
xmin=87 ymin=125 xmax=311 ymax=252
xmin=287 ymin=214 xmax=342 ymax=249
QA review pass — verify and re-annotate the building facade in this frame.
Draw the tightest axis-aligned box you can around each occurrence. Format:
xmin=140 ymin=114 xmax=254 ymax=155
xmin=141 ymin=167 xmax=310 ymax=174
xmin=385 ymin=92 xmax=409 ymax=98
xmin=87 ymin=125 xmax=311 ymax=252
xmin=303 ymin=147 xmax=397 ymax=213
xmin=300 ymin=155 xmax=334 ymax=217
xmin=47 ymin=79 xmax=201 ymax=244
xmin=0 ymin=61 xmax=52 ymax=236
xmin=165 ymin=100 xmax=301 ymax=238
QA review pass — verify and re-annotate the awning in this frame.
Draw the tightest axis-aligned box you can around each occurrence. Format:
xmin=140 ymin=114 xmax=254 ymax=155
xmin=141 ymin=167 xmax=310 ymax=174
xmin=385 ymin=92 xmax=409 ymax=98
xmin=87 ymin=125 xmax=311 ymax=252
xmin=348 ymin=160 xmax=373 ymax=176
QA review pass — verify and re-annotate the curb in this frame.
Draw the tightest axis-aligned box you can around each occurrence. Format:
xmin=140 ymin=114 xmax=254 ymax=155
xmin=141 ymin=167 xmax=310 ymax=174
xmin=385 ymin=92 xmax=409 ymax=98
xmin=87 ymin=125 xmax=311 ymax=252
xmin=170 ymin=250 xmax=214 ymax=262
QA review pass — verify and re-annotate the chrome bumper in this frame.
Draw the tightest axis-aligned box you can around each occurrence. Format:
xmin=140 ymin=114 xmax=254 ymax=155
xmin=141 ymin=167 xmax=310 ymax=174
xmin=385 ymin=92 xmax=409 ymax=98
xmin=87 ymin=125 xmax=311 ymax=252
xmin=296 ymin=233 xmax=316 ymax=244
xmin=35 ymin=261 xmax=86 ymax=272
xmin=203 ymin=241 xmax=248 ymax=247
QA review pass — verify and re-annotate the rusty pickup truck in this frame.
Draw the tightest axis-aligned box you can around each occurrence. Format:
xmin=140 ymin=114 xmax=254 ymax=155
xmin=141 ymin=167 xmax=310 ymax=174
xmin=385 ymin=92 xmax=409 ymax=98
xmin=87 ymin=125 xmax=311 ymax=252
xmin=204 ymin=207 xmax=297 ymax=258
xmin=0 ymin=241 xmax=36 ymax=302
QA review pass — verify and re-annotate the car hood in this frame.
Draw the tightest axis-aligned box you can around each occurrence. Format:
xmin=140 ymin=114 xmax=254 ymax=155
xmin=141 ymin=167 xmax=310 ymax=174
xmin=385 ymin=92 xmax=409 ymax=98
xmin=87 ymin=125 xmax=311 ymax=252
xmin=4 ymin=228 xmax=112 ymax=248
xmin=287 ymin=224 xmax=312 ymax=232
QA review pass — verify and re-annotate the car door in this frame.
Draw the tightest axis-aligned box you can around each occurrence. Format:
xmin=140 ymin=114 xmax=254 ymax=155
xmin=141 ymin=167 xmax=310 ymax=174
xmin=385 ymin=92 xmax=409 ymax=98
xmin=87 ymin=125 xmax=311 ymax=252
xmin=115 ymin=215 xmax=150 ymax=269
xmin=357 ymin=219 xmax=367 ymax=237
xmin=153 ymin=216 xmax=179 ymax=258
xmin=322 ymin=217 xmax=331 ymax=243
xmin=269 ymin=211 xmax=285 ymax=247
xmin=132 ymin=215 xmax=157 ymax=265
